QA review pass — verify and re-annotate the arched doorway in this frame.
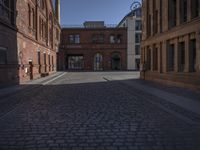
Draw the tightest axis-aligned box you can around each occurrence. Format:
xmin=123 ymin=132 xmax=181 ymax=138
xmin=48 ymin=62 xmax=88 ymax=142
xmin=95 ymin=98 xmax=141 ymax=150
xmin=94 ymin=53 xmax=103 ymax=71
xmin=111 ymin=53 xmax=121 ymax=70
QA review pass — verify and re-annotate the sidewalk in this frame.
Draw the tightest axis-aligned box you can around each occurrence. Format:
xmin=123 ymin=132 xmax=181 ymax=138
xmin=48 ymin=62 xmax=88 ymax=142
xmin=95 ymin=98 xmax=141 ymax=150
xmin=104 ymin=76 xmax=200 ymax=116
xmin=0 ymin=72 xmax=65 ymax=100
xmin=131 ymin=80 xmax=200 ymax=115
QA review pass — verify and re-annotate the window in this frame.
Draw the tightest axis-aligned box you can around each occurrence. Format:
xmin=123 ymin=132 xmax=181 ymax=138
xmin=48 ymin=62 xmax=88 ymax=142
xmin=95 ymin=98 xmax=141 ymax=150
xmin=32 ymin=8 xmax=35 ymax=29
xmin=147 ymin=14 xmax=151 ymax=37
xmin=135 ymin=20 xmax=142 ymax=30
xmin=110 ymin=35 xmax=122 ymax=44
xmin=28 ymin=4 xmax=31 ymax=27
xmin=168 ymin=0 xmax=177 ymax=28
xmin=37 ymin=51 xmax=41 ymax=65
xmin=135 ymin=45 xmax=140 ymax=55
xmin=92 ymin=34 xmax=104 ymax=44
xmin=180 ymin=0 xmax=187 ymax=23
xmin=135 ymin=9 xmax=141 ymax=17
xmin=69 ymin=34 xmax=80 ymax=44
xmin=146 ymin=48 xmax=151 ymax=70
xmin=153 ymin=47 xmax=158 ymax=71
xmin=135 ymin=33 xmax=141 ymax=43
xmin=37 ymin=51 xmax=41 ymax=73
xmin=189 ymin=39 xmax=196 ymax=72
xmin=52 ymin=55 xmax=54 ymax=71
xmin=0 ymin=0 xmax=15 ymax=24
xmin=48 ymin=54 xmax=51 ymax=71
xmin=146 ymin=0 xmax=151 ymax=37
xmin=167 ymin=43 xmax=175 ymax=72
xmin=44 ymin=53 xmax=47 ymax=72
xmin=153 ymin=10 xmax=158 ymax=34
xmin=0 ymin=47 xmax=7 ymax=64
xmin=110 ymin=35 xmax=115 ymax=43
xmin=160 ymin=0 xmax=163 ymax=32
xmin=178 ymin=42 xmax=185 ymax=72
xmin=191 ymin=0 xmax=199 ymax=19
xmin=38 ymin=0 xmax=44 ymax=9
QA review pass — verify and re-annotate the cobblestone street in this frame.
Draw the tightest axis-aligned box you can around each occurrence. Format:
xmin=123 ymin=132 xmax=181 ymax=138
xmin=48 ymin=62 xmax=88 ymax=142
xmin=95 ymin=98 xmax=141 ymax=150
xmin=0 ymin=72 xmax=200 ymax=150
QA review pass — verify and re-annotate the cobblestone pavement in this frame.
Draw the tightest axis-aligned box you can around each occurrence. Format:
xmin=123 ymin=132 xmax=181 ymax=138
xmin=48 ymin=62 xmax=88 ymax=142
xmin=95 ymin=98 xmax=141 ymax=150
xmin=0 ymin=72 xmax=200 ymax=150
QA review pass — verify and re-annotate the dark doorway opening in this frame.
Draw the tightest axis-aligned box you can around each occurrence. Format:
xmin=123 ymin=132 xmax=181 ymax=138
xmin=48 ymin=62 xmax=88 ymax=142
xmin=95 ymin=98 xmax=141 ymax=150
xmin=111 ymin=53 xmax=121 ymax=70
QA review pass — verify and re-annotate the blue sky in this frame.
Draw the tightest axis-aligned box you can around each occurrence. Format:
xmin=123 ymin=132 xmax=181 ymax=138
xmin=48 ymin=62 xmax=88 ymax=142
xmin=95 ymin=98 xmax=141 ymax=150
xmin=56 ymin=0 xmax=141 ymax=26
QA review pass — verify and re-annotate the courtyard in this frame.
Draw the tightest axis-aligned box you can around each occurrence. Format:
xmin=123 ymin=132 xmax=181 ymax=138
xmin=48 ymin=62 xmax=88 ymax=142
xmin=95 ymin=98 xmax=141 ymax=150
xmin=0 ymin=71 xmax=200 ymax=149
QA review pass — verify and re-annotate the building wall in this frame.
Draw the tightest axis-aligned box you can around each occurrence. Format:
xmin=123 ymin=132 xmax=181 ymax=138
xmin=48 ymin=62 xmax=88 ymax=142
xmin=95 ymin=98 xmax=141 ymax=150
xmin=118 ymin=8 xmax=142 ymax=70
xmin=141 ymin=0 xmax=200 ymax=90
xmin=59 ymin=28 xmax=127 ymax=71
xmin=0 ymin=0 xmax=61 ymax=84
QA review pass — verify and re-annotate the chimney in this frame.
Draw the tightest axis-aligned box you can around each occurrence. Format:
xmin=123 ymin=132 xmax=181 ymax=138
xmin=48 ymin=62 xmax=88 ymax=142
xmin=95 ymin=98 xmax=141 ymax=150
xmin=55 ymin=0 xmax=60 ymax=24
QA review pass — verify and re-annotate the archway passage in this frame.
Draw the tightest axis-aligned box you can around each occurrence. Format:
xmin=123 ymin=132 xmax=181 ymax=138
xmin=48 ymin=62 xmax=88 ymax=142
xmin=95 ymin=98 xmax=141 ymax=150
xmin=111 ymin=53 xmax=121 ymax=70
xmin=94 ymin=53 xmax=103 ymax=71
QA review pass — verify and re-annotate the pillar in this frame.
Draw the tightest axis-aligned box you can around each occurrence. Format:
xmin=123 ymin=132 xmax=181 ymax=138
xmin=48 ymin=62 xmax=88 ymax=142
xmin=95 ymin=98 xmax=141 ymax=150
xmin=184 ymin=35 xmax=190 ymax=72
xmin=174 ymin=38 xmax=179 ymax=72
xmin=162 ymin=41 xmax=167 ymax=73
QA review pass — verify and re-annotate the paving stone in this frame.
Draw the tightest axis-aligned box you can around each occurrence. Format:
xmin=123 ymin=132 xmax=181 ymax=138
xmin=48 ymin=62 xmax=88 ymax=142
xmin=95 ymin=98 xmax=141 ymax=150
xmin=0 ymin=72 xmax=200 ymax=149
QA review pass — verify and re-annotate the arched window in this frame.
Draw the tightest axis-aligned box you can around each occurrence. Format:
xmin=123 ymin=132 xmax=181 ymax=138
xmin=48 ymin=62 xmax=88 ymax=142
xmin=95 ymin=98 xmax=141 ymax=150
xmin=94 ymin=53 xmax=103 ymax=71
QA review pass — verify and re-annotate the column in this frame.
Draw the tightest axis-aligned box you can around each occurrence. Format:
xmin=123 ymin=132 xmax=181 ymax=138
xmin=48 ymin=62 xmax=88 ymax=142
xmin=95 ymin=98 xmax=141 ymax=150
xmin=174 ymin=38 xmax=179 ymax=72
xmin=184 ymin=35 xmax=190 ymax=72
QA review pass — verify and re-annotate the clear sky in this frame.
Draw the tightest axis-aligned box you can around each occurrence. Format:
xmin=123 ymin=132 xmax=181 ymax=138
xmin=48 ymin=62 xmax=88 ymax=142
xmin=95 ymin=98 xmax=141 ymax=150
xmin=57 ymin=0 xmax=141 ymax=26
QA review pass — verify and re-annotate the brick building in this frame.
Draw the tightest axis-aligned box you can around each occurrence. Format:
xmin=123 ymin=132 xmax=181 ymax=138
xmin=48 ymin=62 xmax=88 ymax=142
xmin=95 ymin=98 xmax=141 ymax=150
xmin=141 ymin=0 xmax=200 ymax=89
xmin=59 ymin=22 xmax=127 ymax=71
xmin=0 ymin=0 xmax=61 ymax=84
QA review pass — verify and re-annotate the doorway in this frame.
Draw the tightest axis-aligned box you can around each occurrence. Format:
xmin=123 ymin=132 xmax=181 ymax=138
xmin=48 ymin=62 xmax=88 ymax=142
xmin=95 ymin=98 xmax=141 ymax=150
xmin=67 ymin=55 xmax=84 ymax=70
xmin=94 ymin=53 xmax=103 ymax=71
xmin=29 ymin=61 xmax=33 ymax=80
xmin=111 ymin=53 xmax=121 ymax=70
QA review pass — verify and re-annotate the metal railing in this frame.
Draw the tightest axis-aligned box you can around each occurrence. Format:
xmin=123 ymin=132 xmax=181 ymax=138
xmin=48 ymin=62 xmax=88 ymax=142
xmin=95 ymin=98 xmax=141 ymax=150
xmin=61 ymin=24 xmax=126 ymax=29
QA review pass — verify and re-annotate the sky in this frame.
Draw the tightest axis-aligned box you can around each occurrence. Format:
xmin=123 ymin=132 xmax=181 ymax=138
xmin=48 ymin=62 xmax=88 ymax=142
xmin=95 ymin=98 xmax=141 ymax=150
xmin=56 ymin=0 xmax=141 ymax=26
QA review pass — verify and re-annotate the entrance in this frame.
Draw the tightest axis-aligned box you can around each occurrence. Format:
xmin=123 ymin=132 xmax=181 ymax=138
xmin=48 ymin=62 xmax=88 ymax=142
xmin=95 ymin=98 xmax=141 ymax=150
xmin=29 ymin=61 xmax=33 ymax=80
xmin=111 ymin=53 xmax=121 ymax=70
xmin=67 ymin=55 xmax=84 ymax=70
xmin=94 ymin=53 xmax=103 ymax=71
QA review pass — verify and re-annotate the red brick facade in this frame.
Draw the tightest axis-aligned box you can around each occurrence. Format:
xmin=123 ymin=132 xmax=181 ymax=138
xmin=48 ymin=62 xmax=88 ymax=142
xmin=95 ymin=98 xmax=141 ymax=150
xmin=0 ymin=0 xmax=60 ymax=84
xmin=59 ymin=27 xmax=127 ymax=71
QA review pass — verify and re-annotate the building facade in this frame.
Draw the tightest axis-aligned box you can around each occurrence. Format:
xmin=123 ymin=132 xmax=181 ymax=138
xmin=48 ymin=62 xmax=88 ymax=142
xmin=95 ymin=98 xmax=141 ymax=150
xmin=0 ymin=0 xmax=61 ymax=84
xmin=118 ymin=8 xmax=142 ymax=70
xmin=141 ymin=0 xmax=200 ymax=89
xmin=59 ymin=22 xmax=127 ymax=71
